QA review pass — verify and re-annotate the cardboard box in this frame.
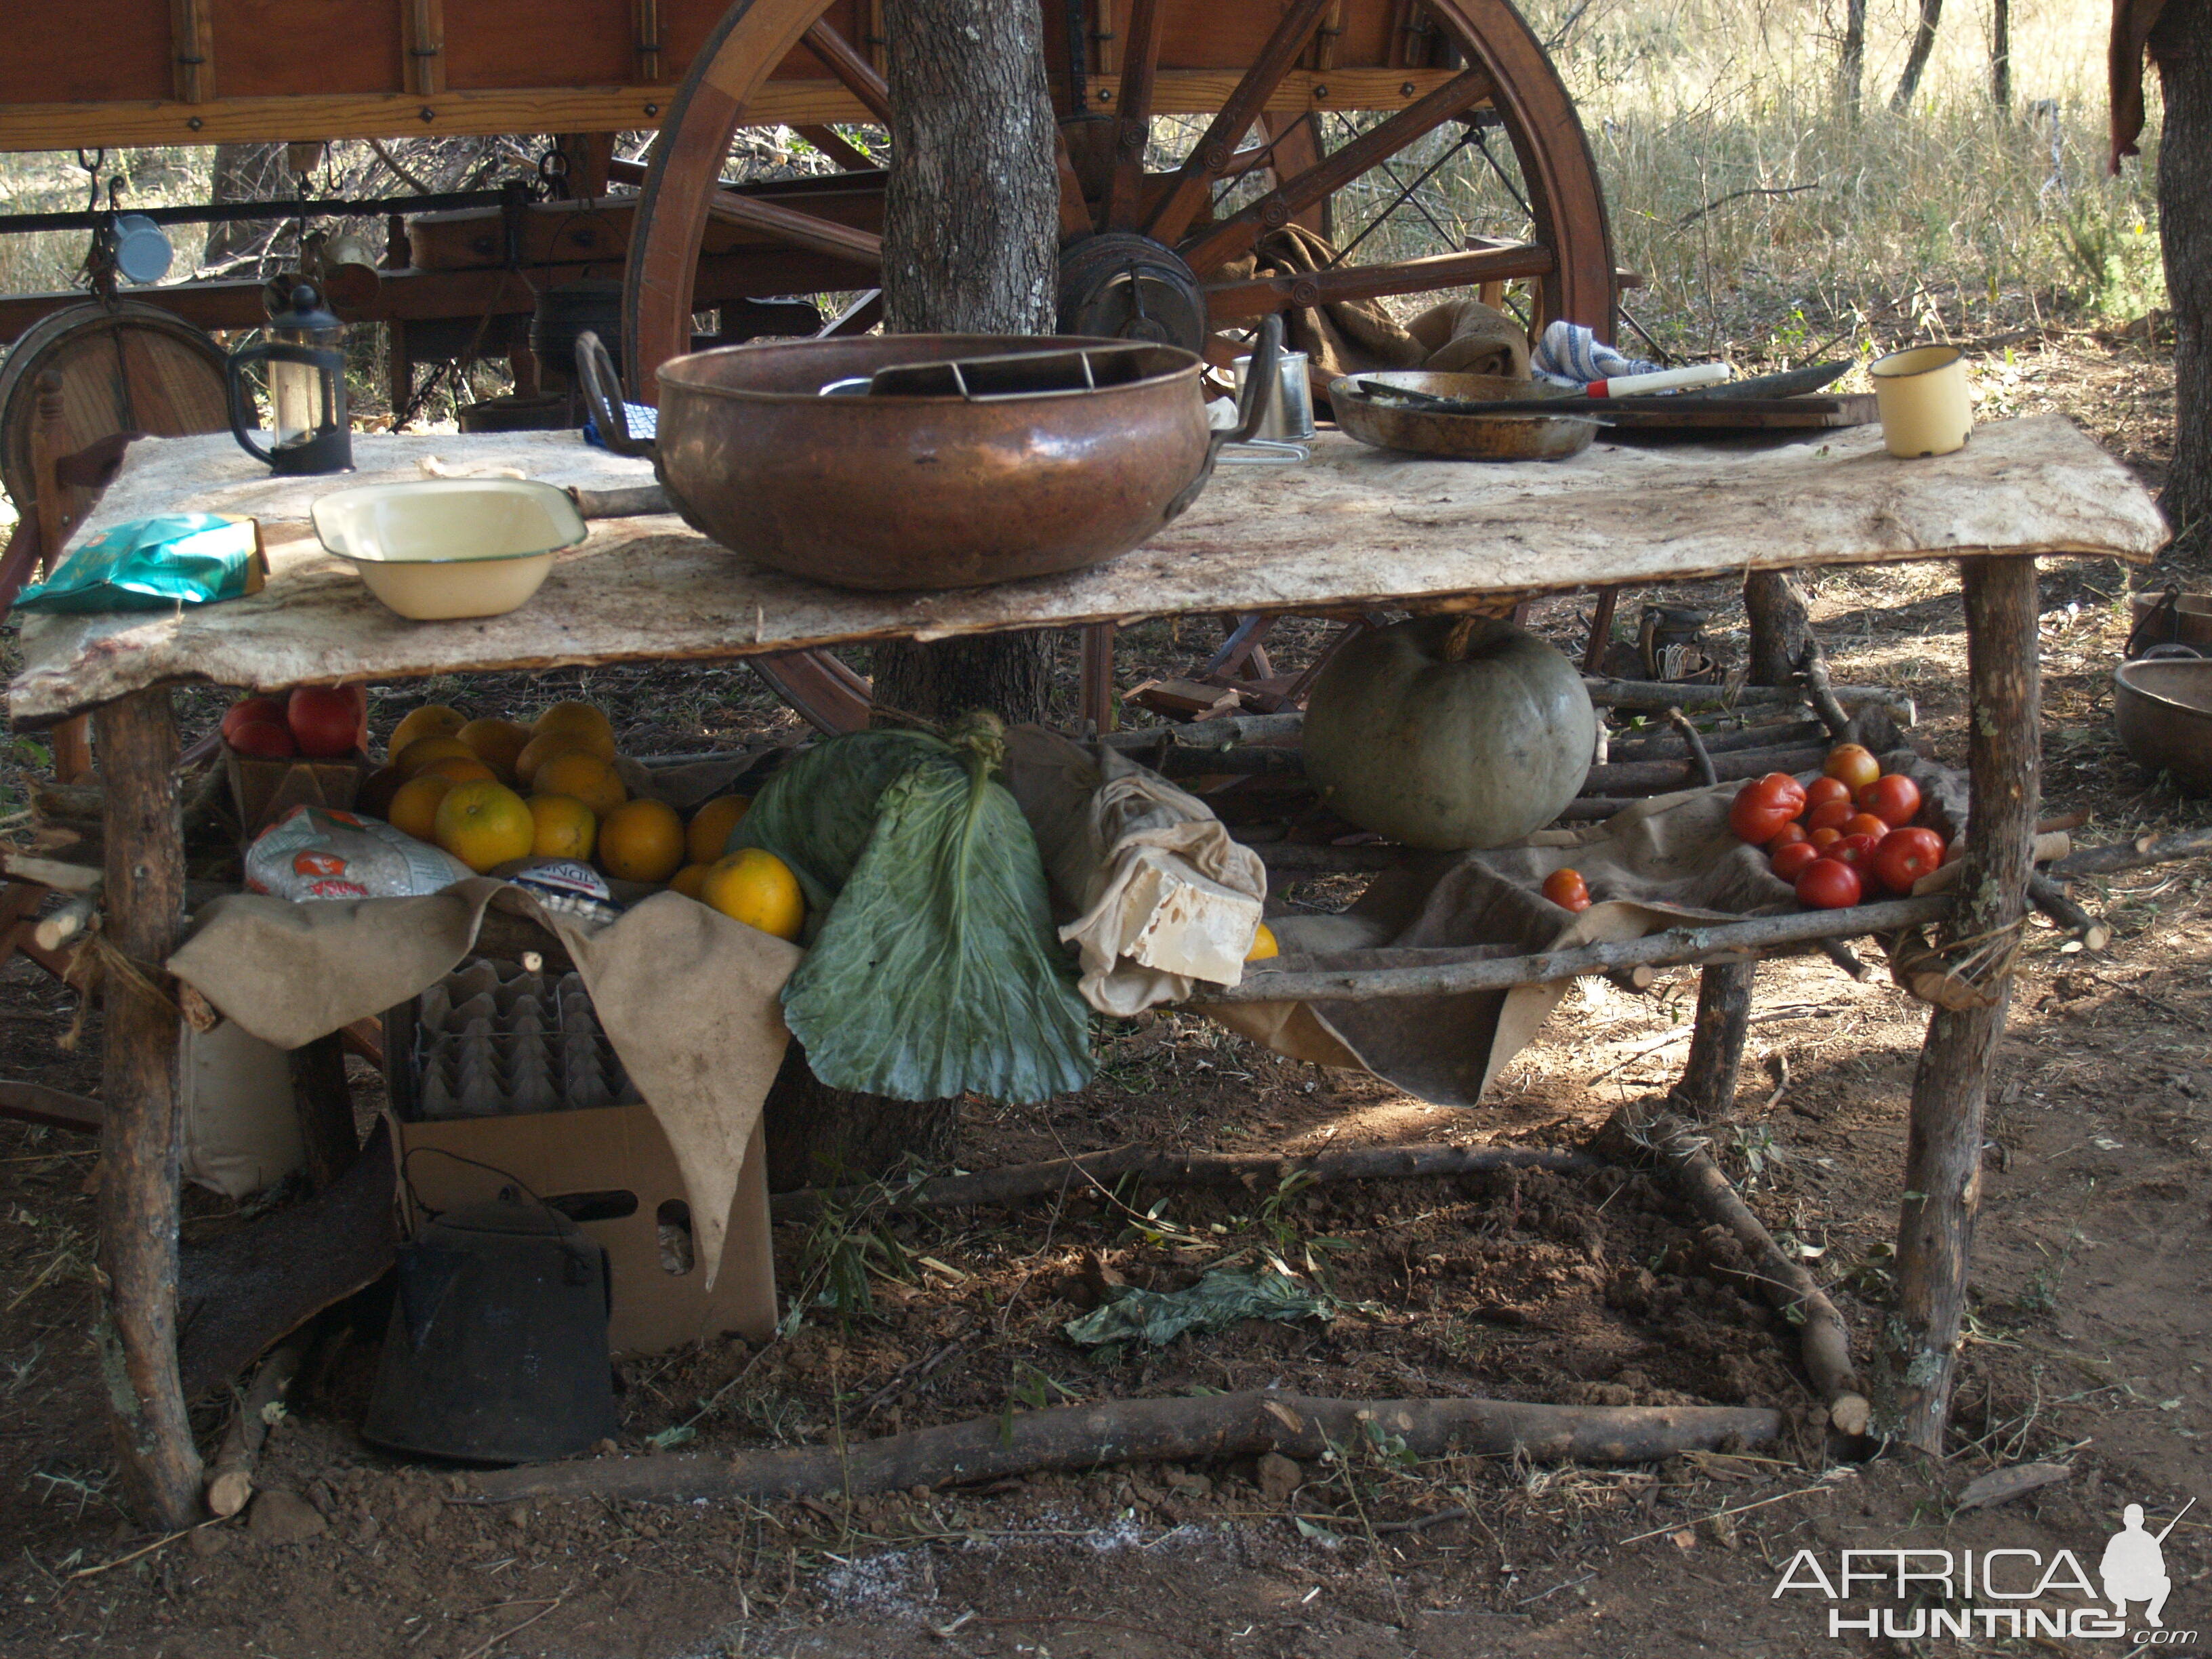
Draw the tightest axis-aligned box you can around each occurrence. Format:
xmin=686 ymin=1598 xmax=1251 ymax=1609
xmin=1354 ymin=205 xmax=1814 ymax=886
xmin=225 ymin=746 xmax=364 ymax=840
xmin=391 ymin=1103 xmax=778 ymax=1357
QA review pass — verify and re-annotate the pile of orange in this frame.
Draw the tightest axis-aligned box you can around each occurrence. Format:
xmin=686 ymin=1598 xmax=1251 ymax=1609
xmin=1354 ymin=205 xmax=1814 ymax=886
xmin=365 ymin=699 xmax=787 ymax=923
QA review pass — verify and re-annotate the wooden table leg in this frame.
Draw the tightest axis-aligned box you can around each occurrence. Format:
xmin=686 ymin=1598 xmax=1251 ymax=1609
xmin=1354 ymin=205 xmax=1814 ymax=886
xmin=93 ymin=689 xmax=202 ymax=1527
xmin=1078 ymin=621 xmax=1118 ymax=736
xmin=1889 ymin=554 xmax=2040 ymax=1451
xmin=1671 ymin=960 xmax=1755 ymax=1120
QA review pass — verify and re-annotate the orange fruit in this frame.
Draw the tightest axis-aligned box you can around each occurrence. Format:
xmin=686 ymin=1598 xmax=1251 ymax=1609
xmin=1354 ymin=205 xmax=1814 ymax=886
xmin=700 ymin=848 xmax=804 ymax=941
xmin=669 ymin=862 xmax=712 ymax=899
xmin=419 ymin=754 xmax=498 ymax=785
xmin=394 ymin=733 xmax=478 ymax=777
xmin=1246 ymin=922 xmax=1279 ymax=962
xmin=598 ymin=798 xmax=686 ymax=884
xmin=457 ymin=717 xmax=531 ymax=783
xmin=531 ymin=701 xmax=617 ymax=750
xmin=515 ymin=727 xmax=615 ymax=788
xmin=387 ymin=703 xmax=467 ymax=762
xmin=386 ymin=773 xmax=457 ymax=843
xmin=357 ymin=764 xmax=406 ymax=818
xmin=527 ymin=794 xmax=597 ymax=861
xmin=533 ymin=748 xmax=628 ymax=817
xmin=687 ymin=794 xmax=752 ymax=865
xmin=432 ymin=779 xmax=535 ymax=874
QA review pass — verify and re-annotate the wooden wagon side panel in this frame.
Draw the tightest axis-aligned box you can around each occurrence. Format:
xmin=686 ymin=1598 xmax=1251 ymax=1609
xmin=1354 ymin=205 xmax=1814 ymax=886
xmin=211 ymin=0 xmax=404 ymax=99
xmin=0 ymin=0 xmax=173 ymax=107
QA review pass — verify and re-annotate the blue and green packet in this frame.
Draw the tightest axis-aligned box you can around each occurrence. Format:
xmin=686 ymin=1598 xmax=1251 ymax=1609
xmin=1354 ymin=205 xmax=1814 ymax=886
xmin=15 ymin=513 xmax=266 ymax=614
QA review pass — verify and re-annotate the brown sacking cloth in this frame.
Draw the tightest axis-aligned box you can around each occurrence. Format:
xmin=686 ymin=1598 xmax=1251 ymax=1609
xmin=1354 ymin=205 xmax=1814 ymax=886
xmin=1213 ymin=755 xmax=1964 ymax=1107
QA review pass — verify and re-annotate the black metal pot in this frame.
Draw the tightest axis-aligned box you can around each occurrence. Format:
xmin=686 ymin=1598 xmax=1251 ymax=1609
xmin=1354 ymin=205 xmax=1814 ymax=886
xmin=531 ymin=279 xmax=624 ymax=386
xmin=362 ymin=1187 xmax=619 ymax=1464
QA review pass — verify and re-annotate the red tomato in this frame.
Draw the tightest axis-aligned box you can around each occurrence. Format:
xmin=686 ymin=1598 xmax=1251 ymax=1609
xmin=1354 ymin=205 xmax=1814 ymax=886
xmin=1770 ymin=840 xmax=1822 ymax=881
xmin=1807 ymin=826 xmax=1843 ymax=850
xmin=1767 ymin=821 xmax=1808 ymax=849
xmin=1727 ymin=773 xmax=1809 ymax=845
xmin=1856 ymin=773 xmax=1922 ymax=827
xmin=1843 ymin=811 xmax=1890 ymax=841
xmin=222 ymin=696 xmax=287 ymax=742
xmin=1831 ymin=832 xmax=1880 ymax=867
xmin=1805 ymin=798 xmax=1854 ymax=834
xmin=228 ymin=718 xmax=297 ymax=760
xmin=287 ymin=687 xmax=363 ymax=759
xmin=1795 ymin=857 xmax=1863 ymax=909
xmin=1541 ymin=868 xmax=1591 ymax=912
xmin=1871 ymin=827 xmax=1947 ymax=894
xmin=1823 ymin=743 xmax=1881 ymax=791
xmin=1803 ymin=775 xmax=1851 ymax=812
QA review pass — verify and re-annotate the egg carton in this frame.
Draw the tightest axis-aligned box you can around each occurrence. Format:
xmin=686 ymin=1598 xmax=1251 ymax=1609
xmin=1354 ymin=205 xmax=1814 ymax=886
xmin=411 ymin=957 xmax=642 ymax=1120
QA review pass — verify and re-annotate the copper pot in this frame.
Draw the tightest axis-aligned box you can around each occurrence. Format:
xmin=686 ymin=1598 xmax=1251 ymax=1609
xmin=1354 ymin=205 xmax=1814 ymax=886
xmin=579 ymin=328 xmax=1275 ymax=592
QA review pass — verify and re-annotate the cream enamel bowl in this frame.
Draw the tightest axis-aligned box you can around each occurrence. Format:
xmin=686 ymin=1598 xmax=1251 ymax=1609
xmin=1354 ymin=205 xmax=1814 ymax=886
xmin=309 ymin=478 xmax=585 ymax=620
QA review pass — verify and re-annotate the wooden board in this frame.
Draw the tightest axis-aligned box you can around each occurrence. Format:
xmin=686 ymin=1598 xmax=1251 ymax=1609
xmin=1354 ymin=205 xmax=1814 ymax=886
xmin=7 ymin=417 xmax=2167 ymax=728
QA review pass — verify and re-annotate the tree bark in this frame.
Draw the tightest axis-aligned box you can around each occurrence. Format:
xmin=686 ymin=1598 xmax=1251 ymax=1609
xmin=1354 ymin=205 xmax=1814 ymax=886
xmin=1888 ymin=556 xmax=2039 ymax=1452
xmin=95 ymin=689 xmax=203 ymax=1528
xmin=760 ymin=1041 xmax=962 ymax=1193
xmin=201 ymin=143 xmax=287 ymax=270
xmin=1839 ymin=0 xmax=1868 ymax=115
xmin=2155 ymin=0 xmax=2211 ymax=553
xmin=1990 ymin=0 xmax=2012 ymax=108
xmin=1742 ymin=571 xmax=1816 ymax=688
xmin=1891 ymin=0 xmax=1946 ymax=111
xmin=869 ymin=0 xmax=1063 ymax=725
xmin=1671 ymin=962 xmax=1755 ymax=1120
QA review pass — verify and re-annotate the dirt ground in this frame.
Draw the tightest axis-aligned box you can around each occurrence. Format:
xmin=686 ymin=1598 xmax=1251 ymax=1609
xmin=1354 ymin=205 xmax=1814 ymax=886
xmin=1 ymin=321 xmax=2207 ymax=1658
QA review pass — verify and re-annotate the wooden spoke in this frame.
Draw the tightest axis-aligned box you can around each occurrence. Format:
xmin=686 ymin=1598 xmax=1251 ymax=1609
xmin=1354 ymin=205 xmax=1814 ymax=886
xmin=1178 ymin=66 xmax=1493 ymax=275
xmin=710 ymin=190 xmax=882 ymax=265
xmin=1141 ymin=0 xmax=1336 ymax=247
xmin=796 ymin=123 xmax=876 ymax=170
xmin=1200 ymin=241 xmax=1551 ymax=319
xmin=1099 ymin=0 xmax=1165 ymax=232
xmin=1055 ymin=128 xmax=1097 ymax=241
xmin=802 ymin=18 xmax=892 ymax=125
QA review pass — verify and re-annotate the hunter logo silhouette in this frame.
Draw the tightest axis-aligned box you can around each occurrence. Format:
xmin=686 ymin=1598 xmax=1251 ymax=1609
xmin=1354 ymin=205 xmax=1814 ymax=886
xmin=2102 ymin=1500 xmax=2192 ymax=1626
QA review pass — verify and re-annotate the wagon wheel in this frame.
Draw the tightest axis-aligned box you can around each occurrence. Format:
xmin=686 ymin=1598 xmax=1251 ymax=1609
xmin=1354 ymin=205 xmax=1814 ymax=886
xmin=623 ymin=0 xmax=1618 ymax=731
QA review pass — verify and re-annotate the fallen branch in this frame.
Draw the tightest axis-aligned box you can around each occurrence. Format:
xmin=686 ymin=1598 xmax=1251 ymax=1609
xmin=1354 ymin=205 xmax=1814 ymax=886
xmin=1582 ymin=743 xmax=1830 ymax=797
xmin=204 ymin=1333 xmax=314 ymax=1517
xmin=1598 ymin=1107 xmax=1868 ymax=1436
xmin=1603 ymin=717 xmax=1829 ymax=765
xmin=1200 ymin=895 xmax=1951 ymax=1004
xmin=462 ymin=1391 xmax=1783 ymax=1506
xmin=773 ymin=1141 xmax=1597 ymax=1221
xmin=2049 ymin=825 xmax=2212 ymax=879
xmin=1663 ymin=708 xmax=1719 ymax=787
xmin=0 ymin=1079 xmax=100 ymax=1132
xmin=2026 ymin=873 xmax=2110 ymax=950
xmin=1583 ymin=677 xmax=1910 ymax=719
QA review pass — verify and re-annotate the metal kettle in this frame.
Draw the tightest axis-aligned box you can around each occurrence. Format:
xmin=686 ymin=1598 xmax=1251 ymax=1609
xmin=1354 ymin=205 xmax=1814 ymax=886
xmin=362 ymin=1185 xmax=619 ymax=1464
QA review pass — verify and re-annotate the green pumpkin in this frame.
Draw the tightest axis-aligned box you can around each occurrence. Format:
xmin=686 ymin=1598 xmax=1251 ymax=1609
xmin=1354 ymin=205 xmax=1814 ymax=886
xmin=1303 ymin=614 xmax=1595 ymax=850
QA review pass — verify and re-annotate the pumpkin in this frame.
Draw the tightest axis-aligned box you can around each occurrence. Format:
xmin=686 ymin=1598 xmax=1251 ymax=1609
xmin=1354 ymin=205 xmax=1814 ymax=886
xmin=1303 ymin=614 xmax=1595 ymax=849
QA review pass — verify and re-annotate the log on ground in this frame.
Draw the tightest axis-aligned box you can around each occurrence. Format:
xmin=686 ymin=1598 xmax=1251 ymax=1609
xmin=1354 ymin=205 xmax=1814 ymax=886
xmin=464 ymin=1391 xmax=1784 ymax=1506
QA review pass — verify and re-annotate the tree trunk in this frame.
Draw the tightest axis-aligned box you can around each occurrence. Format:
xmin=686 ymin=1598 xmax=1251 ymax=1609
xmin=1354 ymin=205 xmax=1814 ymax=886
xmin=1838 ymin=0 xmax=1868 ymax=115
xmin=1990 ymin=0 xmax=2011 ymax=109
xmin=1741 ymin=571 xmax=1815 ymax=687
xmin=201 ymin=143 xmax=287 ymax=270
xmin=1891 ymin=0 xmax=1945 ymax=111
xmin=771 ymin=0 xmax=1065 ymax=1185
xmin=2155 ymin=0 xmax=2211 ymax=554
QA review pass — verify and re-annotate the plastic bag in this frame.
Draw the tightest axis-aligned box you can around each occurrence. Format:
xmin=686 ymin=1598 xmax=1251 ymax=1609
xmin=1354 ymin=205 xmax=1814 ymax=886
xmin=731 ymin=716 xmax=1092 ymax=1103
xmin=245 ymin=806 xmax=471 ymax=900
xmin=15 ymin=514 xmax=266 ymax=613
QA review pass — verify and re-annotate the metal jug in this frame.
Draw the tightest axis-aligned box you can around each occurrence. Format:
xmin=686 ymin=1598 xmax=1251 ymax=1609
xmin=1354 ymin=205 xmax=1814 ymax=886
xmin=362 ymin=1186 xmax=619 ymax=1464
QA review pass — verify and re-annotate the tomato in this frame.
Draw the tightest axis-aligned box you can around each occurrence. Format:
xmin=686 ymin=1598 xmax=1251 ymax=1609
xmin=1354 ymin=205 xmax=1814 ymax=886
xmin=1542 ymin=867 xmax=1591 ymax=912
xmin=287 ymin=686 xmax=363 ymax=758
xmin=228 ymin=718 xmax=297 ymax=760
xmin=1795 ymin=857 xmax=1863 ymax=909
xmin=1805 ymin=798 xmax=1854 ymax=834
xmin=1803 ymin=775 xmax=1851 ymax=812
xmin=1727 ymin=773 xmax=1809 ymax=844
xmin=1831 ymin=832 xmax=1880 ymax=867
xmin=222 ymin=696 xmax=287 ymax=742
xmin=1871 ymin=827 xmax=1947 ymax=894
xmin=1823 ymin=743 xmax=1882 ymax=791
xmin=1767 ymin=821 xmax=1808 ymax=849
xmin=1770 ymin=840 xmax=1822 ymax=881
xmin=1807 ymin=826 xmax=1842 ymax=850
xmin=1843 ymin=811 xmax=1891 ymax=841
xmin=1856 ymin=772 xmax=1922 ymax=827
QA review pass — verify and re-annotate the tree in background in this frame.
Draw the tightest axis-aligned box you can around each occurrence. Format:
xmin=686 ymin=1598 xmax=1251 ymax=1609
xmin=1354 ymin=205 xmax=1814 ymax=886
xmin=2114 ymin=0 xmax=2209 ymax=555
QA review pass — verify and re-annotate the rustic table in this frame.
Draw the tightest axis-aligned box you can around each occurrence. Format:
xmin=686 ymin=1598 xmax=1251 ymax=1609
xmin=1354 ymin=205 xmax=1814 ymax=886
xmin=7 ymin=417 xmax=2167 ymax=1523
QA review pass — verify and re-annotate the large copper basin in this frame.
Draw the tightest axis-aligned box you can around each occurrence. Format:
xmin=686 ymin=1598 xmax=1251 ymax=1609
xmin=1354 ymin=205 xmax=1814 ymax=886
xmin=651 ymin=335 xmax=1212 ymax=591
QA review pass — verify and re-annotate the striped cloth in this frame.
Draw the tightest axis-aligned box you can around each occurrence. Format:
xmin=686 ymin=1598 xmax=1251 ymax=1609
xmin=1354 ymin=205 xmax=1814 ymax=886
xmin=1530 ymin=321 xmax=1664 ymax=388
